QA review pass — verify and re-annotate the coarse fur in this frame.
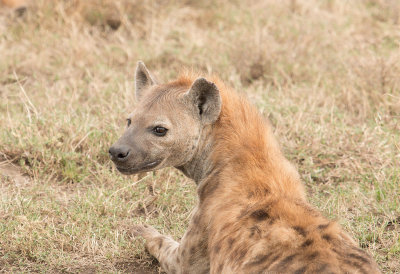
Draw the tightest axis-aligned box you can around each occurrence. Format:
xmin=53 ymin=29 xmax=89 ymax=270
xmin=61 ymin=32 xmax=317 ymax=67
xmin=110 ymin=62 xmax=381 ymax=274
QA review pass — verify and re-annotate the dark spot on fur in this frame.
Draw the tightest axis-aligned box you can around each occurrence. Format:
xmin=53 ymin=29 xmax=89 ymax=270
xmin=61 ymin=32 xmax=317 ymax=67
xmin=250 ymin=209 xmax=269 ymax=221
xmin=352 ymin=246 xmax=366 ymax=254
xmin=268 ymin=218 xmax=275 ymax=225
xmin=344 ymin=258 xmax=359 ymax=267
xmin=217 ymin=264 xmax=223 ymax=272
xmin=220 ymin=222 xmax=233 ymax=232
xmin=294 ymin=266 xmax=307 ymax=274
xmin=199 ymin=179 xmax=219 ymax=201
xmin=176 ymin=257 xmax=180 ymax=264
xmin=200 ymin=244 xmax=208 ymax=257
xmin=332 ymin=247 xmax=347 ymax=260
xmin=269 ymin=254 xmax=282 ymax=265
xmin=293 ymin=226 xmax=306 ymax=237
xmin=348 ymin=253 xmax=370 ymax=264
xmin=238 ymin=249 xmax=247 ymax=261
xmin=276 ymin=254 xmax=297 ymax=269
xmin=188 ymin=256 xmax=197 ymax=267
xmin=214 ymin=244 xmax=221 ymax=254
xmin=342 ymin=258 xmax=366 ymax=272
xmin=230 ymin=244 xmax=248 ymax=262
xmin=231 ymin=247 xmax=240 ymax=260
xmin=190 ymin=246 xmax=196 ymax=255
xmin=249 ymin=226 xmax=261 ymax=238
xmin=192 ymin=215 xmax=200 ymax=225
xmin=307 ymin=251 xmax=319 ymax=260
xmin=228 ymin=237 xmax=235 ymax=247
xmin=247 ymin=191 xmax=254 ymax=198
xmin=246 ymin=253 xmax=273 ymax=266
xmin=322 ymin=234 xmax=332 ymax=242
xmin=301 ymin=239 xmax=314 ymax=248
xmin=198 ymin=168 xmax=223 ymax=201
xmin=315 ymin=263 xmax=329 ymax=272
xmin=350 ymin=246 xmax=369 ymax=258
xmin=157 ymin=237 xmax=163 ymax=249
xmin=318 ymin=223 xmax=330 ymax=230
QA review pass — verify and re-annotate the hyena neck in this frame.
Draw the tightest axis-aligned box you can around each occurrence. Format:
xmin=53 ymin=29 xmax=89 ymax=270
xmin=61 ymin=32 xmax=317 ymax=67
xmin=203 ymin=87 xmax=305 ymax=200
xmin=177 ymin=78 xmax=305 ymax=200
xmin=176 ymin=126 xmax=215 ymax=184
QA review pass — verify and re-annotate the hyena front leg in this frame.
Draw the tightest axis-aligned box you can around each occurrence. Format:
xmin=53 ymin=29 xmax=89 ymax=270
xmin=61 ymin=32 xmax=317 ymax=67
xmin=132 ymin=224 xmax=180 ymax=273
xmin=132 ymin=218 xmax=209 ymax=274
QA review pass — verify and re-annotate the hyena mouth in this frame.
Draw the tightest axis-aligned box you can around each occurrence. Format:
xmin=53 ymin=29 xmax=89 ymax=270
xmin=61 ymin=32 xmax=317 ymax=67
xmin=116 ymin=160 xmax=161 ymax=175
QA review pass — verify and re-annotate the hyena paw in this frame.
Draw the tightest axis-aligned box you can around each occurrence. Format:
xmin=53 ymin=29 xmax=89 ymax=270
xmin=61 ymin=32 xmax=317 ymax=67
xmin=130 ymin=224 xmax=160 ymax=238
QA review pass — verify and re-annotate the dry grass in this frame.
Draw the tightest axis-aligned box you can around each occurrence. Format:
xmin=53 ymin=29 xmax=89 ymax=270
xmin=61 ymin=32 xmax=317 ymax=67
xmin=0 ymin=0 xmax=399 ymax=272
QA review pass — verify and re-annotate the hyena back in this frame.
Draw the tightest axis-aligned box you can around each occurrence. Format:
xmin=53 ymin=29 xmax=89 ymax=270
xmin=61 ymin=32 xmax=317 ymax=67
xmin=109 ymin=62 xmax=381 ymax=274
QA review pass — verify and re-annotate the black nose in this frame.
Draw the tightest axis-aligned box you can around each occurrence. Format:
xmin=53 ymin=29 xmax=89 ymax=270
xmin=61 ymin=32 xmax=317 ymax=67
xmin=109 ymin=145 xmax=131 ymax=161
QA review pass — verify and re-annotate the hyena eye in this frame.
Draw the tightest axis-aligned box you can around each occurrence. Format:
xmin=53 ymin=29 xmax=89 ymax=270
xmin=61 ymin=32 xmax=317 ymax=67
xmin=126 ymin=118 xmax=131 ymax=127
xmin=152 ymin=126 xmax=168 ymax=136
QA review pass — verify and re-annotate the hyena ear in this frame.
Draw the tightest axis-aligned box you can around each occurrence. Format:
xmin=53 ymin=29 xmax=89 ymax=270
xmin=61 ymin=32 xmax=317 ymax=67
xmin=135 ymin=61 xmax=157 ymax=101
xmin=186 ymin=78 xmax=221 ymax=124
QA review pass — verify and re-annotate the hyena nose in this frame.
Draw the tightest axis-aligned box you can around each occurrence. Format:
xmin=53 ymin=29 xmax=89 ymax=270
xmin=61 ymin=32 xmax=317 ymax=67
xmin=109 ymin=145 xmax=131 ymax=162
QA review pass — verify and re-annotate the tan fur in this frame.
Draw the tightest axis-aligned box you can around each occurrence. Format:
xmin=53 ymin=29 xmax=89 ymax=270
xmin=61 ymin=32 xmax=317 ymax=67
xmin=1 ymin=0 xmax=26 ymax=9
xmin=111 ymin=64 xmax=381 ymax=274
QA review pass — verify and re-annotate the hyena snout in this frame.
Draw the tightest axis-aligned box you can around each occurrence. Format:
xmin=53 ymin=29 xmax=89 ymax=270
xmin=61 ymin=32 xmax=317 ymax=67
xmin=109 ymin=144 xmax=131 ymax=162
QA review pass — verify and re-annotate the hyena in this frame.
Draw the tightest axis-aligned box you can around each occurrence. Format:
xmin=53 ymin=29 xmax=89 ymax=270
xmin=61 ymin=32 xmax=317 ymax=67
xmin=109 ymin=62 xmax=381 ymax=273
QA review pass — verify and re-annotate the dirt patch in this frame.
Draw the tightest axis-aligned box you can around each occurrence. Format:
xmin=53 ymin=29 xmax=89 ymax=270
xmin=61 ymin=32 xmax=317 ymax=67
xmin=114 ymin=261 xmax=160 ymax=274
xmin=0 ymin=162 xmax=30 ymax=187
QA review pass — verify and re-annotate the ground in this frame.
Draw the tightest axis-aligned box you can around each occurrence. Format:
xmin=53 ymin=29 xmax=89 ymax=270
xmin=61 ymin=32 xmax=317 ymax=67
xmin=0 ymin=0 xmax=399 ymax=273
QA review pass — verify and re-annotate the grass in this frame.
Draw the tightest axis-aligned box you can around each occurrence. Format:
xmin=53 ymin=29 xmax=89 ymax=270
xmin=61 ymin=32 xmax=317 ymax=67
xmin=0 ymin=0 xmax=399 ymax=272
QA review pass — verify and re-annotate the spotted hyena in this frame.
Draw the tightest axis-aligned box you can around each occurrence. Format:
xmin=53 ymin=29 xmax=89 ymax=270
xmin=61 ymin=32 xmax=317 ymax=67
xmin=109 ymin=62 xmax=381 ymax=273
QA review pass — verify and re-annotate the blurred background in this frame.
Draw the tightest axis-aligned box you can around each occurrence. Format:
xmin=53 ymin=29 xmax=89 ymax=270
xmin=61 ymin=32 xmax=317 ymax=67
xmin=0 ymin=0 xmax=399 ymax=273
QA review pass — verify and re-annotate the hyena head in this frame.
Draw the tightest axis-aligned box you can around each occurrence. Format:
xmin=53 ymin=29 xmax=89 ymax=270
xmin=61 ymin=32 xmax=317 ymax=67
xmin=109 ymin=62 xmax=221 ymax=175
